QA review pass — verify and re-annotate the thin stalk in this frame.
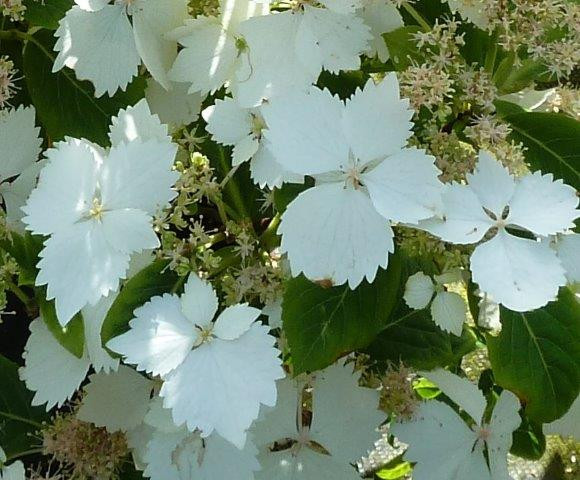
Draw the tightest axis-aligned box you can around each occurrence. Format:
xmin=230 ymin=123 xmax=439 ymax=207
xmin=401 ymin=2 xmax=431 ymax=32
xmin=0 ymin=410 xmax=43 ymax=429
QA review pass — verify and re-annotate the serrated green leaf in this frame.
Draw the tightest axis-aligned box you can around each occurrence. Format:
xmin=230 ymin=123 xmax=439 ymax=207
xmin=382 ymin=26 xmax=424 ymax=71
xmin=23 ymin=0 xmax=73 ymax=29
xmin=366 ymin=307 xmax=477 ymax=369
xmin=101 ymin=259 xmax=180 ymax=346
xmin=283 ymin=252 xmax=403 ymax=374
xmin=23 ymin=30 xmax=145 ymax=146
xmin=488 ymin=289 xmax=580 ymax=423
xmin=36 ymin=289 xmax=85 ymax=358
xmin=511 ymin=414 xmax=546 ymax=460
xmin=500 ymin=111 xmax=580 ymax=190
xmin=0 ymin=231 xmax=43 ymax=286
xmin=0 ymin=354 xmax=48 ymax=458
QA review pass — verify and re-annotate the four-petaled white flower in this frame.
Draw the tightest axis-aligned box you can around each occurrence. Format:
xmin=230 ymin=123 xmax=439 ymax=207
xmin=404 ymin=270 xmax=468 ymax=336
xmin=54 ymin=0 xmax=189 ymax=97
xmin=252 ymin=361 xmax=385 ymax=479
xmin=0 ymin=106 xmax=43 ymax=232
xmin=107 ymin=273 xmax=284 ymax=449
xmin=391 ymin=369 xmax=521 ymax=480
xmin=202 ymin=96 xmax=303 ymax=188
xmin=22 ymin=100 xmax=178 ymax=325
xmin=263 ymin=74 xmax=443 ymax=288
xmin=420 ymin=151 xmax=579 ymax=311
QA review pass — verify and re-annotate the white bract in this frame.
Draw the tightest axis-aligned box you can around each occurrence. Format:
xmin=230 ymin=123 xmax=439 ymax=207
xmin=145 ymin=78 xmax=204 ymax=130
xmin=54 ymin=0 xmax=189 ymax=97
xmin=252 ymin=361 xmax=384 ymax=479
xmin=19 ymin=293 xmax=120 ymax=409
xmin=404 ymin=270 xmax=467 ymax=336
xmin=77 ymin=365 xmax=153 ymax=432
xmin=22 ymin=101 xmax=177 ymax=326
xmin=0 ymin=454 xmax=25 ymax=480
xmin=263 ymin=75 xmax=443 ymax=288
xmin=107 ymin=273 xmax=284 ymax=448
xmin=357 ymin=0 xmax=403 ymax=62
xmin=421 ymin=151 xmax=579 ymax=311
xmin=548 ymin=232 xmax=580 ymax=284
xmin=392 ymin=369 xmax=521 ymax=480
xmin=202 ymin=96 xmax=303 ymax=188
xmin=236 ymin=0 xmax=372 ymax=107
xmin=0 ymin=106 xmax=43 ymax=231
xmin=544 ymin=394 xmax=580 ymax=441
xmin=168 ymin=0 xmax=268 ymax=98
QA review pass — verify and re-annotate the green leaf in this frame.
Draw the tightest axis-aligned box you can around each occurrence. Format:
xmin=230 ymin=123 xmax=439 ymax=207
xmin=496 ymin=58 xmax=545 ymax=94
xmin=510 ymin=414 xmax=546 ymax=460
xmin=273 ymin=180 xmax=313 ymax=214
xmin=101 ymin=259 xmax=180 ymax=346
xmin=317 ymin=70 xmax=368 ymax=100
xmin=0 ymin=231 xmax=43 ymax=286
xmin=488 ymin=289 xmax=580 ymax=423
xmin=0 ymin=354 xmax=48 ymax=458
xmin=283 ymin=252 xmax=403 ymax=374
xmin=493 ymin=99 xmax=526 ymax=117
xmin=382 ymin=26 xmax=424 ymax=71
xmin=23 ymin=30 xmax=145 ymax=146
xmin=23 ymin=0 xmax=73 ymax=29
xmin=500 ymin=111 xmax=580 ymax=190
xmin=36 ymin=289 xmax=85 ymax=358
xmin=376 ymin=461 xmax=412 ymax=479
xmin=366 ymin=307 xmax=477 ymax=369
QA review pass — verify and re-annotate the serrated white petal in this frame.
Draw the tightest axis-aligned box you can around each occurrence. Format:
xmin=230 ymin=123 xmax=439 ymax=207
xmin=0 ymin=106 xmax=42 ymax=180
xmin=100 ymin=208 xmax=159 ymax=254
xmin=0 ymin=460 xmax=26 ymax=480
xmin=82 ymin=293 xmax=119 ymax=373
xmin=544 ymin=394 xmax=580 ymax=440
xmin=213 ymin=304 xmax=261 ymax=340
xmin=418 ymin=183 xmax=493 ymax=244
xmin=363 ymin=147 xmax=443 ymax=223
xmin=430 ymin=291 xmax=467 ymax=336
xmin=296 ymin=6 xmax=371 ymax=74
xmin=132 ymin=0 xmax=189 ymax=90
xmin=420 ymin=369 xmax=486 ymax=425
xmin=19 ymin=319 xmax=90 ymax=410
xmin=310 ymin=361 xmax=384 ymax=461
xmin=280 ymin=183 xmax=394 ymax=289
xmin=109 ymin=99 xmax=170 ymax=145
xmin=471 ymin=230 xmax=566 ymax=311
xmin=107 ymin=293 xmax=197 ymax=377
xmin=74 ymin=0 xmax=108 ymax=11
xmin=343 ymin=75 xmax=413 ymax=163
xmin=262 ymin=87 xmax=348 ymax=176
xmin=180 ymin=274 xmax=219 ymax=328
xmin=202 ymin=96 xmax=253 ymax=145
xmin=36 ymin=220 xmax=130 ymax=326
xmin=77 ymin=365 xmax=153 ymax=432
xmin=99 ymin=139 xmax=178 ymax=214
xmin=53 ymin=5 xmax=140 ymax=97
xmin=487 ymin=390 xmax=521 ymax=480
xmin=507 ymin=171 xmax=579 ymax=236
xmin=404 ymin=272 xmax=435 ymax=310
xmin=466 ymin=151 xmax=515 ymax=219
xmin=358 ymin=0 xmax=403 ymax=62
xmin=160 ymin=324 xmax=283 ymax=448
xmin=391 ymin=401 xmax=487 ymax=480
xmin=22 ymin=139 xmax=100 ymax=235
xmin=250 ymin=144 xmax=304 ymax=188
xmin=551 ymin=233 xmax=580 ymax=284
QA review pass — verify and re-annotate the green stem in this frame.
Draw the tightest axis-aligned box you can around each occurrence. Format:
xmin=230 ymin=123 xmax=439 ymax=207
xmin=6 ymin=448 xmax=43 ymax=462
xmin=259 ymin=213 xmax=281 ymax=251
xmin=401 ymin=2 xmax=431 ymax=32
xmin=170 ymin=275 xmax=187 ymax=294
xmin=0 ymin=410 xmax=43 ymax=429
xmin=217 ymin=149 xmax=248 ymax=219
xmin=212 ymin=194 xmax=230 ymax=226
xmin=5 ymin=280 xmax=32 ymax=308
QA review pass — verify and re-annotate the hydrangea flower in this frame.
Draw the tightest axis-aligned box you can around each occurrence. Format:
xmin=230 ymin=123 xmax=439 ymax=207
xmin=139 ymin=398 xmax=260 ymax=480
xmin=404 ymin=270 xmax=468 ymax=336
xmin=202 ymin=96 xmax=303 ymax=188
xmin=168 ymin=0 xmax=269 ymax=99
xmin=236 ymin=0 xmax=372 ymax=107
xmin=0 ymin=106 xmax=43 ymax=231
xmin=263 ymin=75 xmax=443 ymax=288
xmin=391 ymin=369 xmax=521 ymax=480
xmin=107 ymin=273 xmax=284 ymax=448
xmin=252 ymin=361 xmax=384 ymax=480
xmin=420 ymin=151 xmax=579 ymax=311
xmin=22 ymin=101 xmax=178 ymax=325
xmin=54 ymin=0 xmax=189 ymax=97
